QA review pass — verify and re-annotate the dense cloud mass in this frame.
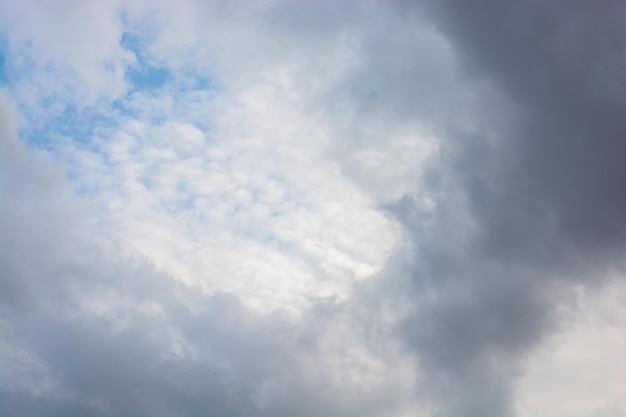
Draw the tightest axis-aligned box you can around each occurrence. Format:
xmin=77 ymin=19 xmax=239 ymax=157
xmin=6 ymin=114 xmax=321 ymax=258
xmin=383 ymin=1 xmax=626 ymax=416
xmin=2 ymin=1 xmax=626 ymax=417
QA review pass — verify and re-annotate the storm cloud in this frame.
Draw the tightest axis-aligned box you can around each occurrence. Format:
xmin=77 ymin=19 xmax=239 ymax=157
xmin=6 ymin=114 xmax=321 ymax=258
xmin=383 ymin=1 xmax=626 ymax=415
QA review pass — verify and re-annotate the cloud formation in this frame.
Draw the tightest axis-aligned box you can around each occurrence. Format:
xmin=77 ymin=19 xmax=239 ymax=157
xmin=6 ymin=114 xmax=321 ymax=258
xmin=2 ymin=1 xmax=626 ymax=416
xmin=381 ymin=1 xmax=626 ymax=415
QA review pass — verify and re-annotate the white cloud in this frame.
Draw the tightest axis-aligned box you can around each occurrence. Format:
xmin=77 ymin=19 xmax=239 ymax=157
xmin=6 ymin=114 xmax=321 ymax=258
xmin=517 ymin=280 xmax=626 ymax=417
xmin=0 ymin=0 xmax=132 ymax=107
xmin=0 ymin=88 xmax=420 ymax=417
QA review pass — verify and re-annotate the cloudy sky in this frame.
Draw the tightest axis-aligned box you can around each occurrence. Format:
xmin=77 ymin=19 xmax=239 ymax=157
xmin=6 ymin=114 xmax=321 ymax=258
xmin=2 ymin=1 xmax=626 ymax=416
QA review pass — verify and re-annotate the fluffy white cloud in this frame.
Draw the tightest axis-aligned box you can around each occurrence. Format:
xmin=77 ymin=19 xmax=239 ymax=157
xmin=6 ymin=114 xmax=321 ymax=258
xmin=0 ymin=89 xmax=419 ymax=417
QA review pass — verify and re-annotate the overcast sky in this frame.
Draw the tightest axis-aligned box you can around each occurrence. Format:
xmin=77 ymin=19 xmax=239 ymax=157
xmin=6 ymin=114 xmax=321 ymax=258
xmin=2 ymin=1 xmax=626 ymax=416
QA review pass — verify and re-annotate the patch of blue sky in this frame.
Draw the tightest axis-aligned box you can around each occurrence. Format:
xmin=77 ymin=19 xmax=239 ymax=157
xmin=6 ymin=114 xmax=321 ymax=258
xmin=1 ymin=42 xmax=94 ymax=151
xmin=55 ymin=103 xmax=119 ymax=143
xmin=0 ymin=37 xmax=35 ymax=97
xmin=126 ymin=62 xmax=170 ymax=91
xmin=0 ymin=45 xmax=8 ymax=85
xmin=118 ymin=25 xmax=222 ymax=130
xmin=121 ymin=28 xmax=220 ymax=91
xmin=121 ymin=31 xmax=170 ymax=91
xmin=109 ymin=96 xmax=141 ymax=121
xmin=53 ymin=103 xmax=124 ymax=192
xmin=19 ymin=98 xmax=121 ymax=157
xmin=111 ymin=92 xmax=167 ymax=125
xmin=177 ymin=71 xmax=216 ymax=93
xmin=8 ymin=25 xmax=220 ymax=162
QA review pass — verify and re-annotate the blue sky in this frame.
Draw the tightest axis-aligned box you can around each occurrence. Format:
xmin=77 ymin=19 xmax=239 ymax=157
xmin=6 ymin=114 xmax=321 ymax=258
xmin=121 ymin=31 xmax=171 ymax=91
xmin=0 ymin=49 xmax=7 ymax=84
xmin=2 ymin=2 xmax=626 ymax=417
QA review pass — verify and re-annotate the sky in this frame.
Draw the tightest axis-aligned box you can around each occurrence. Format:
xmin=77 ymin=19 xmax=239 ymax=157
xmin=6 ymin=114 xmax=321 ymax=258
xmin=1 ymin=1 xmax=626 ymax=416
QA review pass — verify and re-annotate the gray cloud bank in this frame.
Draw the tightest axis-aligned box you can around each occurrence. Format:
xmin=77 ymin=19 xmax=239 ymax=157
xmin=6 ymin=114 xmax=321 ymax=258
xmin=2 ymin=1 xmax=626 ymax=416
xmin=383 ymin=1 xmax=626 ymax=416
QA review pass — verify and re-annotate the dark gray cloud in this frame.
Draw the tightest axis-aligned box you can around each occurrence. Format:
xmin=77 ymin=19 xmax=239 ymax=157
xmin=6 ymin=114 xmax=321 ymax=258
xmin=356 ymin=1 xmax=626 ymax=416
xmin=424 ymin=0 xmax=626 ymax=264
